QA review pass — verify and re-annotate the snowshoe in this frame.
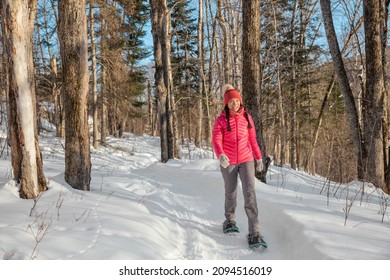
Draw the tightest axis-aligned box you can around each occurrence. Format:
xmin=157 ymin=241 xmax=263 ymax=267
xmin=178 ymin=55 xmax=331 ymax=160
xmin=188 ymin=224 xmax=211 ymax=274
xmin=247 ymin=233 xmax=267 ymax=249
xmin=223 ymin=220 xmax=239 ymax=233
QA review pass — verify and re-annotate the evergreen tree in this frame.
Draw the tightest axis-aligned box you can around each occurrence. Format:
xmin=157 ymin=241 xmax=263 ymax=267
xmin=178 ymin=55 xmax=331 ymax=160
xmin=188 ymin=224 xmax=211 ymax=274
xmin=99 ymin=0 xmax=150 ymax=136
xmin=170 ymin=0 xmax=198 ymax=87
xmin=169 ymin=0 xmax=199 ymax=143
xmin=118 ymin=0 xmax=150 ymax=134
xmin=259 ymin=0 xmax=323 ymax=169
xmin=121 ymin=0 xmax=150 ymax=65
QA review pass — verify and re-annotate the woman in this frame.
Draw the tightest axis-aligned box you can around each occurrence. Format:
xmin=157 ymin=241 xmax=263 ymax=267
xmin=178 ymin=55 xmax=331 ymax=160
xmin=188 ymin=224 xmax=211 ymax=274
xmin=212 ymin=84 xmax=267 ymax=248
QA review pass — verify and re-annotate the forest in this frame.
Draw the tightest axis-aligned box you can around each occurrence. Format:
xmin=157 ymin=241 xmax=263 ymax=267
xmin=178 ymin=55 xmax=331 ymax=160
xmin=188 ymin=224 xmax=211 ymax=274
xmin=1 ymin=0 xmax=390 ymax=198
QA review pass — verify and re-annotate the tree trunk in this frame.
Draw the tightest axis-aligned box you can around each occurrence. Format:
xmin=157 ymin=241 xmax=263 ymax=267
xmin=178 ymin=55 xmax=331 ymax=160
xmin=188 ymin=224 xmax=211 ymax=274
xmin=100 ymin=14 xmax=108 ymax=146
xmin=163 ymin=4 xmax=179 ymax=159
xmin=195 ymin=0 xmax=204 ymax=149
xmin=89 ymin=2 xmax=99 ymax=150
xmin=305 ymin=15 xmax=363 ymax=173
xmin=242 ymin=0 xmax=268 ymax=182
xmin=289 ymin=0 xmax=298 ymax=170
xmin=58 ymin=0 xmax=91 ymax=191
xmin=320 ymin=0 xmax=365 ymax=180
xmin=216 ymin=0 xmax=229 ymax=84
xmin=0 ymin=9 xmax=4 ymax=113
xmin=147 ymin=79 xmax=155 ymax=135
xmin=205 ymin=0 xmax=216 ymax=149
xmin=381 ymin=0 xmax=390 ymax=192
xmin=1 ymin=0 xmax=47 ymax=199
xmin=362 ymin=0 xmax=386 ymax=190
xmin=305 ymin=74 xmax=335 ymax=172
xmin=51 ymin=57 xmax=64 ymax=138
xmin=228 ymin=4 xmax=240 ymax=86
xmin=150 ymin=0 xmax=169 ymax=162
xmin=271 ymin=1 xmax=287 ymax=166
xmin=150 ymin=0 xmax=178 ymax=161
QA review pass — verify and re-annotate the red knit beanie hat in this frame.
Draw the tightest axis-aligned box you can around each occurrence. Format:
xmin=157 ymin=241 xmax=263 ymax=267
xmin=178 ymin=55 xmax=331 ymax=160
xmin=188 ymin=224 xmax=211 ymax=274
xmin=223 ymin=84 xmax=242 ymax=106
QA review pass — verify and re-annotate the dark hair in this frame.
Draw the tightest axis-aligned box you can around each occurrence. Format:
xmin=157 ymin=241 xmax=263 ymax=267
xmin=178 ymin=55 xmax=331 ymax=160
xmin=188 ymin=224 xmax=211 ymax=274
xmin=224 ymin=105 xmax=252 ymax=132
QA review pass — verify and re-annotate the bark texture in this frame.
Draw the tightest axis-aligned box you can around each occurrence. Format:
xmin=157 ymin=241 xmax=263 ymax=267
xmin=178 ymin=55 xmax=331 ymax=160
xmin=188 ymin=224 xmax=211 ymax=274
xmin=58 ymin=0 xmax=91 ymax=190
xmin=2 ymin=0 xmax=47 ymax=199
xmin=242 ymin=0 xmax=268 ymax=182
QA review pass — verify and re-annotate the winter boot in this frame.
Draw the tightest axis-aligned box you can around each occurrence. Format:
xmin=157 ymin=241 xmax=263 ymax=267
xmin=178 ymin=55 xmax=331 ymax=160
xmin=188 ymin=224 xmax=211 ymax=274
xmin=223 ymin=220 xmax=239 ymax=233
xmin=247 ymin=233 xmax=267 ymax=248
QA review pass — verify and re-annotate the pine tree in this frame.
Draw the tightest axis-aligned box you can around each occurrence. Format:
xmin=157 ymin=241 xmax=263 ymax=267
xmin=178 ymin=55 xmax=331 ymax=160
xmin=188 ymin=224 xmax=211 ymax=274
xmin=169 ymin=0 xmax=199 ymax=144
xmin=120 ymin=0 xmax=150 ymax=136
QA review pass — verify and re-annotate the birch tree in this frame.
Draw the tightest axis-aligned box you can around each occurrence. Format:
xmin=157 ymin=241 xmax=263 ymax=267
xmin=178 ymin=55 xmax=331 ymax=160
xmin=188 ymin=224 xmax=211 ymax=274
xmin=58 ymin=0 xmax=91 ymax=191
xmin=1 ymin=0 xmax=47 ymax=199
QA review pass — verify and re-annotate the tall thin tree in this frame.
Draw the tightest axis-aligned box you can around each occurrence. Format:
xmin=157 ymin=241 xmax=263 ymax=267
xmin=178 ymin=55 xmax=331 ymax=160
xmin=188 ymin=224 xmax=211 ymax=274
xmin=216 ymin=0 xmax=229 ymax=84
xmin=196 ymin=0 xmax=205 ymax=148
xmin=89 ymin=2 xmax=98 ymax=150
xmin=150 ymin=0 xmax=179 ymax=162
xmin=242 ymin=0 xmax=268 ymax=182
xmin=150 ymin=0 xmax=169 ymax=162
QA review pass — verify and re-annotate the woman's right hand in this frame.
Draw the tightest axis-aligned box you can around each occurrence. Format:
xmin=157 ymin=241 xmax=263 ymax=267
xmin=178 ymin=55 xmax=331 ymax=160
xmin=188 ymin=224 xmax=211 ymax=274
xmin=219 ymin=154 xmax=230 ymax=168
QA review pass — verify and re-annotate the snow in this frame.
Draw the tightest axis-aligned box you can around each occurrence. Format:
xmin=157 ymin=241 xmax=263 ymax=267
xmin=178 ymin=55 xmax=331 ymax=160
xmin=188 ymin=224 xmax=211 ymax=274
xmin=0 ymin=130 xmax=389 ymax=278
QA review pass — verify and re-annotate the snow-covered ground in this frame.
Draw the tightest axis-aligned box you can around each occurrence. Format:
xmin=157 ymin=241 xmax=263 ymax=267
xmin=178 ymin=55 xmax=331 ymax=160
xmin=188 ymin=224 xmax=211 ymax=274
xmin=0 ymin=130 xmax=389 ymax=278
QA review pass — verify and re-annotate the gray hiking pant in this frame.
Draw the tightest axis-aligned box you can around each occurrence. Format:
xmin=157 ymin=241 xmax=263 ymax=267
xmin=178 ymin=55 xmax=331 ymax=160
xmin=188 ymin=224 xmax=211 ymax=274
xmin=221 ymin=161 xmax=260 ymax=234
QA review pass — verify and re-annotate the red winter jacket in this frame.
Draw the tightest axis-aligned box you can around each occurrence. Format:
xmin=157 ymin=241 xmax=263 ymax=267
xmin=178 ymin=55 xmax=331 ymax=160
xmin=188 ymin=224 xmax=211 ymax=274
xmin=212 ymin=108 xmax=262 ymax=165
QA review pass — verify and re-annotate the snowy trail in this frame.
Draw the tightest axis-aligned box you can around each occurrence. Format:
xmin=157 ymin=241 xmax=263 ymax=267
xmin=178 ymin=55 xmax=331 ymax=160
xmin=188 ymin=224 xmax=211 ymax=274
xmin=131 ymin=160 xmax=330 ymax=260
xmin=2 ymin=133 xmax=389 ymax=260
xmin=39 ymin=134 xmax=329 ymax=259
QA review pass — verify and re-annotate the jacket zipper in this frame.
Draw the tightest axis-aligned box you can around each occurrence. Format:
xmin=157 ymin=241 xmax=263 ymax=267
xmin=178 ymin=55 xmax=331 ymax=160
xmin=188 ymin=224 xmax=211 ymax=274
xmin=235 ymin=116 xmax=238 ymax=164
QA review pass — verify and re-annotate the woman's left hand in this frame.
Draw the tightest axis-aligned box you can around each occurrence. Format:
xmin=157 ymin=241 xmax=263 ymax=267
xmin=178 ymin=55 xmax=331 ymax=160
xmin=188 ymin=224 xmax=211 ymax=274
xmin=255 ymin=159 xmax=264 ymax=172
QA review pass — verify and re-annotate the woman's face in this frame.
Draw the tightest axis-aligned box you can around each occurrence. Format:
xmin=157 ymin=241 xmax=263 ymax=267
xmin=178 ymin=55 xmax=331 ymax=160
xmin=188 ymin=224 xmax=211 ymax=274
xmin=228 ymin=98 xmax=240 ymax=112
